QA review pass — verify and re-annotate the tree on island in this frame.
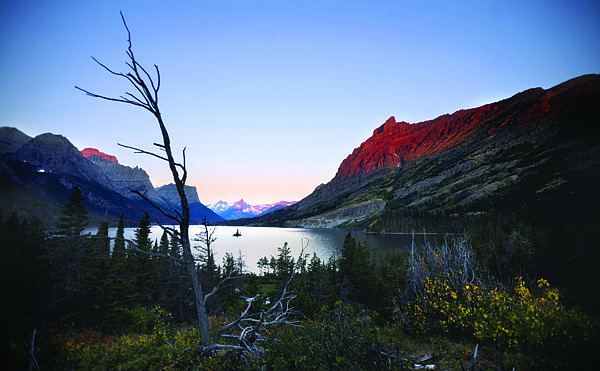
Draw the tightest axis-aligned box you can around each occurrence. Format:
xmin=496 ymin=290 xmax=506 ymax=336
xmin=76 ymin=12 xmax=300 ymax=357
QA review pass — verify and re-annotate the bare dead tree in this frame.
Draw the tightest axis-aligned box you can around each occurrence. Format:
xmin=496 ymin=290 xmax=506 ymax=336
xmin=405 ymin=233 xmax=479 ymax=300
xmin=76 ymin=13 xmax=304 ymax=357
xmin=194 ymin=217 xmax=218 ymax=288
xmin=75 ymin=11 xmax=213 ymax=346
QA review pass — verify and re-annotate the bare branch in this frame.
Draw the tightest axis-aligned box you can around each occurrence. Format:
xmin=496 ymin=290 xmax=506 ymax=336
xmin=154 ymin=64 xmax=161 ymax=93
xmin=117 ymin=143 xmax=169 ymax=162
xmin=155 ymin=220 xmax=182 ymax=244
xmin=203 ymin=272 xmax=243 ymax=306
xmin=181 ymin=147 xmax=187 ymax=184
xmin=111 ymin=236 xmax=185 ymax=265
xmin=210 ymin=294 xmax=260 ymax=348
xmin=125 ymin=91 xmax=149 ymax=107
xmin=130 ymin=189 xmax=181 ymax=223
xmin=74 ymin=85 xmax=147 ymax=109
xmin=116 ymin=143 xmax=187 ymax=175
xmin=90 ymin=55 xmax=125 ymax=77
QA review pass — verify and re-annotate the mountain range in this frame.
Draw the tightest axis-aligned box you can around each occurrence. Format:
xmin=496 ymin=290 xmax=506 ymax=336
xmin=235 ymin=74 xmax=600 ymax=231
xmin=0 ymin=130 xmax=222 ymax=227
xmin=2 ymin=74 xmax=599 ymax=231
xmin=207 ymin=199 xmax=296 ymax=220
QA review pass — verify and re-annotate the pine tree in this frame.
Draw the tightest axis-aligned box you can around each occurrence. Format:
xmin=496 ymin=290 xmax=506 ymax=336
xmin=338 ymin=233 xmax=374 ymax=305
xmin=0 ymin=214 xmax=52 ymax=369
xmin=55 ymin=186 xmax=89 ymax=237
xmin=50 ymin=186 xmax=91 ymax=310
xmin=165 ymin=233 xmax=193 ymax=321
xmin=95 ymin=220 xmax=111 ymax=256
xmin=275 ymin=242 xmax=294 ymax=281
xmin=307 ymin=252 xmax=333 ymax=309
xmin=113 ymin=212 xmax=126 ymax=257
xmin=151 ymin=230 xmax=171 ymax=308
xmin=105 ymin=213 xmax=138 ymax=324
xmin=134 ymin=211 xmax=152 ymax=250
xmin=77 ymin=221 xmax=111 ymax=326
xmin=131 ymin=211 xmax=154 ymax=305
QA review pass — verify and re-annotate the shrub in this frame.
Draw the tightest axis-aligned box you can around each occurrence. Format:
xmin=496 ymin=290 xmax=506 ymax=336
xmin=261 ymin=303 xmax=410 ymax=370
xmin=397 ymin=236 xmax=600 ymax=368
xmin=54 ymin=306 xmax=248 ymax=370
xmin=398 ymin=276 xmax=599 ymax=368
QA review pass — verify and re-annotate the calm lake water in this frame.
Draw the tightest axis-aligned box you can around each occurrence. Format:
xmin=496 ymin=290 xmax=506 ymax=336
xmin=93 ymin=226 xmax=429 ymax=274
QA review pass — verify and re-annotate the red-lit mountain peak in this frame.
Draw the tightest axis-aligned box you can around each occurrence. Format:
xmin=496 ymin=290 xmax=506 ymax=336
xmin=334 ymin=74 xmax=600 ymax=181
xmin=81 ymin=147 xmax=118 ymax=162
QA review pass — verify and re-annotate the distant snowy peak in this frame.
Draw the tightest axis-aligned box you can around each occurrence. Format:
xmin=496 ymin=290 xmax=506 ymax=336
xmin=207 ymin=199 xmax=296 ymax=220
xmin=207 ymin=200 xmax=234 ymax=214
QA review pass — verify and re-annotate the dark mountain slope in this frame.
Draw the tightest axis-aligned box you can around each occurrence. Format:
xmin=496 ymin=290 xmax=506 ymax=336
xmin=0 ymin=127 xmax=32 ymax=155
xmin=155 ymin=184 xmax=223 ymax=222
xmin=0 ymin=130 xmax=201 ymax=227
xmin=8 ymin=133 xmax=115 ymax=191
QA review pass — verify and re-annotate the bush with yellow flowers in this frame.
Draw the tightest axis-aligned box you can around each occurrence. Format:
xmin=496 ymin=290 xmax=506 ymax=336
xmin=398 ymin=275 xmax=598 ymax=365
xmin=396 ymin=236 xmax=599 ymax=368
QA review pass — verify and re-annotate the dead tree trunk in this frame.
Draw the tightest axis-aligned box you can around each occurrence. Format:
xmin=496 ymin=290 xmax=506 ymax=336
xmin=77 ymin=14 xmax=304 ymax=356
xmin=75 ymin=12 xmax=212 ymax=346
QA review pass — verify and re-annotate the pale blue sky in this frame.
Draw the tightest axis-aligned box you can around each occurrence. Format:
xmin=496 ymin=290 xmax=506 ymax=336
xmin=1 ymin=0 xmax=599 ymax=204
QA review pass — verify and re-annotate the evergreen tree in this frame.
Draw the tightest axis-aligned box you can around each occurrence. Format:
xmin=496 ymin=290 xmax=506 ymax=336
xmin=152 ymin=230 xmax=172 ymax=309
xmin=275 ymin=242 xmax=294 ymax=281
xmin=50 ymin=186 xmax=91 ymax=310
xmin=307 ymin=253 xmax=333 ymax=309
xmin=95 ymin=220 xmax=111 ymax=256
xmin=257 ymin=256 xmax=270 ymax=275
xmin=131 ymin=211 xmax=154 ymax=305
xmin=55 ymin=186 xmax=89 ymax=237
xmin=169 ymin=232 xmax=182 ymax=259
xmin=166 ymin=232 xmax=193 ymax=321
xmin=105 ymin=213 xmax=138 ymax=324
xmin=0 ymin=214 xmax=51 ymax=315
xmin=338 ymin=233 xmax=357 ymax=302
xmin=76 ymin=221 xmax=111 ymax=326
xmin=338 ymin=233 xmax=374 ymax=305
xmin=159 ymin=230 xmax=170 ymax=255
xmin=134 ymin=211 xmax=152 ymax=251
xmin=218 ymin=252 xmax=241 ymax=313
xmin=113 ymin=212 xmax=126 ymax=258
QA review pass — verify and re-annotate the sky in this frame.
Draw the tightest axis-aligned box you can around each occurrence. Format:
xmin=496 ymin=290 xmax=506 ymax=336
xmin=1 ymin=1 xmax=599 ymax=205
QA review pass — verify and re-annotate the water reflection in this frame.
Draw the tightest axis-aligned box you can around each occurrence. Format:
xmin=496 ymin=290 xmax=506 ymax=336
xmin=97 ymin=226 xmax=429 ymax=274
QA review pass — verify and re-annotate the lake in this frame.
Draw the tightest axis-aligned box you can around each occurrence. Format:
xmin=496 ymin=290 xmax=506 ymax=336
xmin=94 ymin=226 xmax=430 ymax=274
